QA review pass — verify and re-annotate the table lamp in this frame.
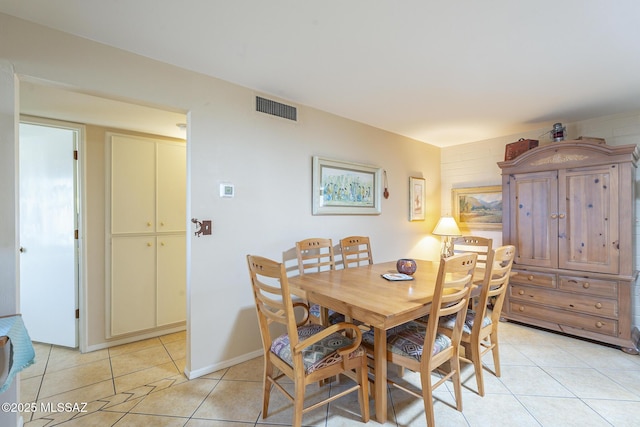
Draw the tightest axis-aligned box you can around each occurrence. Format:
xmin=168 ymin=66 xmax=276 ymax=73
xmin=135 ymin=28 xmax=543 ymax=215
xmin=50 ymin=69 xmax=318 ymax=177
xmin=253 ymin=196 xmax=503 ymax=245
xmin=432 ymin=215 xmax=462 ymax=258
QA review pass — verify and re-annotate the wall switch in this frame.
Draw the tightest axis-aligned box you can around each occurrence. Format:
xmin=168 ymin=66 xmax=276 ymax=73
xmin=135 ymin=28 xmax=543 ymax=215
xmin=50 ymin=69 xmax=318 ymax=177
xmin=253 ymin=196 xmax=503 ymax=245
xmin=201 ymin=220 xmax=212 ymax=235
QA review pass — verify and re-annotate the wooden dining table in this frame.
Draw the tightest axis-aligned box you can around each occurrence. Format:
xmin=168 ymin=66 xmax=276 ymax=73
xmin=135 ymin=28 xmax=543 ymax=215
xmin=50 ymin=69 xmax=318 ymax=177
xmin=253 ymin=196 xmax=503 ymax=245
xmin=287 ymin=259 xmax=486 ymax=423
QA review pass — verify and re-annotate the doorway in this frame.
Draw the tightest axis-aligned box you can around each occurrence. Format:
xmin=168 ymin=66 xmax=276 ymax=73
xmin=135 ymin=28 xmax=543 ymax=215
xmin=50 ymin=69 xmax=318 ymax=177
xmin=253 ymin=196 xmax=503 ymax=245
xmin=18 ymin=81 xmax=188 ymax=353
xmin=19 ymin=117 xmax=83 ymax=348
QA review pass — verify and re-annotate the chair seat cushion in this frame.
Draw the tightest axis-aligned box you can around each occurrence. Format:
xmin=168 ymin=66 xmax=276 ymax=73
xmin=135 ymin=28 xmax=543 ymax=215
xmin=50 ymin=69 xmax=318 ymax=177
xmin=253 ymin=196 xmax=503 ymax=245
xmin=271 ymin=324 xmax=364 ymax=374
xmin=361 ymin=322 xmax=451 ymax=362
xmin=310 ymin=304 xmax=352 ymax=325
xmin=309 ymin=303 xmax=323 ymax=318
xmin=439 ymin=309 xmax=492 ymax=334
xmin=310 ymin=303 xmax=341 ymax=320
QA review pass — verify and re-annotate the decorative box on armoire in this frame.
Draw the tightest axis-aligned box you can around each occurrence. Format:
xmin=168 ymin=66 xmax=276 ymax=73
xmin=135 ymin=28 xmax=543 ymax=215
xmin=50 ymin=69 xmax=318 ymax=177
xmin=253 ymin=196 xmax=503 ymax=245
xmin=497 ymin=139 xmax=640 ymax=353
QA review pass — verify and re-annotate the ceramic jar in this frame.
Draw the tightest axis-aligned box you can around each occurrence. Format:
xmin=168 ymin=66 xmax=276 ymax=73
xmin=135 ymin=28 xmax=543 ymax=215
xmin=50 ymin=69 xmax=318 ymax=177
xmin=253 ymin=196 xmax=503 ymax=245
xmin=396 ymin=258 xmax=417 ymax=275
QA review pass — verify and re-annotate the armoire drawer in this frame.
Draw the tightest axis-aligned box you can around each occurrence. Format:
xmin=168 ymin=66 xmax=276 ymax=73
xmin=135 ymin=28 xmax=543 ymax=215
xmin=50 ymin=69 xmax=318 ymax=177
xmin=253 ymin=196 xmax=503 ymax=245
xmin=510 ymin=270 xmax=556 ymax=288
xmin=558 ymin=276 xmax=618 ymax=297
xmin=509 ymin=284 xmax=618 ymax=318
xmin=508 ymin=302 xmax=619 ymax=337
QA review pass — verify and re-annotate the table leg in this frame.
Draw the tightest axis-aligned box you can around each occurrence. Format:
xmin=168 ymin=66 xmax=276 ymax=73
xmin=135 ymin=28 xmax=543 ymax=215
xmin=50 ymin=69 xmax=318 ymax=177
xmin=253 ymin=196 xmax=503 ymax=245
xmin=374 ymin=327 xmax=387 ymax=423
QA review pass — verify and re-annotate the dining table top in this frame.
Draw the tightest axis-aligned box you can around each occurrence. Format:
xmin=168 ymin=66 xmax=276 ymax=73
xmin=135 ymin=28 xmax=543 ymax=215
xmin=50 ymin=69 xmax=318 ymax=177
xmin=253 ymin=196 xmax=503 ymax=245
xmin=287 ymin=259 xmax=485 ymax=330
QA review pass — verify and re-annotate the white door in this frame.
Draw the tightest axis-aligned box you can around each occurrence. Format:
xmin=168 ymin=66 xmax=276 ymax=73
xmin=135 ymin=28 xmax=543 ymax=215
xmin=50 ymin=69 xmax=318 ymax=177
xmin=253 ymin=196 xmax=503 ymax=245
xmin=19 ymin=120 xmax=79 ymax=348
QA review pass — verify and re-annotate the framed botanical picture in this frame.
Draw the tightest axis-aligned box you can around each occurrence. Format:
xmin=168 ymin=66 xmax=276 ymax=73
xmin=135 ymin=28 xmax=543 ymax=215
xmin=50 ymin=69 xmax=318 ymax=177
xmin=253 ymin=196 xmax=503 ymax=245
xmin=409 ymin=176 xmax=426 ymax=221
xmin=452 ymin=185 xmax=502 ymax=230
xmin=312 ymin=156 xmax=382 ymax=215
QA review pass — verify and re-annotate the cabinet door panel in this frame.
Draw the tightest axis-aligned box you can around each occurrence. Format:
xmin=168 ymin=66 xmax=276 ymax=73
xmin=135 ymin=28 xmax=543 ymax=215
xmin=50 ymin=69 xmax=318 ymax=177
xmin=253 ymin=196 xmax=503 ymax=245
xmin=111 ymin=236 xmax=156 ymax=336
xmin=157 ymin=142 xmax=186 ymax=232
xmin=157 ymin=234 xmax=186 ymax=326
xmin=558 ymin=166 xmax=619 ymax=273
xmin=510 ymin=172 xmax=558 ymax=268
xmin=111 ymin=136 xmax=155 ymax=233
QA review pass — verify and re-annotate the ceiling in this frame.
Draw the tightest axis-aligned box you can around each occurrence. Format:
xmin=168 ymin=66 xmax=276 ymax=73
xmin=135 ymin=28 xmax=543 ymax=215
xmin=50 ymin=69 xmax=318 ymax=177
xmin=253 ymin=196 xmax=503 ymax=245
xmin=2 ymin=1 xmax=640 ymax=147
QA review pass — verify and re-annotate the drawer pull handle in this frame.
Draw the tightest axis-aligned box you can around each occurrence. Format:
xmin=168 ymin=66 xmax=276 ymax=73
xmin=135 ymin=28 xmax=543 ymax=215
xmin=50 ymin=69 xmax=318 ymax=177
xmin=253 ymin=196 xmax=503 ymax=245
xmin=583 ymin=282 xmax=590 ymax=289
xmin=527 ymin=275 xmax=534 ymax=281
xmin=558 ymin=213 xmax=566 ymax=219
xmin=550 ymin=213 xmax=558 ymax=219
xmin=518 ymin=306 xmax=525 ymax=312
xmin=596 ymin=321 xmax=604 ymax=328
xmin=147 ymin=242 xmax=152 ymax=247
xmin=595 ymin=302 xmax=602 ymax=309
xmin=518 ymin=290 xmax=525 ymax=295
xmin=147 ymin=221 xmax=152 ymax=227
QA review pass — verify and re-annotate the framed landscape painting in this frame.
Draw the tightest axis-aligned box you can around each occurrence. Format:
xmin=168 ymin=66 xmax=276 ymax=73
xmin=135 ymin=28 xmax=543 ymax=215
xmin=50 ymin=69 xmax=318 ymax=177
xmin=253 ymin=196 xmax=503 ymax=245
xmin=312 ymin=156 xmax=382 ymax=215
xmin=452 ymin=185 xmax=502 ymax=230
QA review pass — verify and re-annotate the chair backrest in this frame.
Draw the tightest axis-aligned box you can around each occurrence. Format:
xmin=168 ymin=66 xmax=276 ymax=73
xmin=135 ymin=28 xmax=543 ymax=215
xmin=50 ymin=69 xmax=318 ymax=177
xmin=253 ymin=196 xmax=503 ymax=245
xmin=422 ymin=252 xmax=476 ymax=367
xmin=247 ymin=255 xmax=302 ymax=355
xmin=295 ymin=238 xmax=336 ymax=274
xmin=453 ymin=236 xmax=492 ymax=270
xmin=473 ymin=245 xmax=515 ymax=331
xmin=282 ymin=246 xmax=300 ymax=277
xmin=339 ymin=236 xmax=373 ymax=268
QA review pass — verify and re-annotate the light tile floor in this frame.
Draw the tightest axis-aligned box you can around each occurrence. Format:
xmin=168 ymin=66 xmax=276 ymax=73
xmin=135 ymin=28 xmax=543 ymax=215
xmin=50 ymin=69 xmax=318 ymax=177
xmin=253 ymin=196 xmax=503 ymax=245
xmin=19 ymin=322 xmax=640 ymax=426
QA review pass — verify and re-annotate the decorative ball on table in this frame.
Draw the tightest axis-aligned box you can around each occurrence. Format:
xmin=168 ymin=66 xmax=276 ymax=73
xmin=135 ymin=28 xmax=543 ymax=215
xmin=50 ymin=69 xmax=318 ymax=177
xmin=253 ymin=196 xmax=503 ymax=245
xmin=396 ymin=258 xmax=417 ymax=275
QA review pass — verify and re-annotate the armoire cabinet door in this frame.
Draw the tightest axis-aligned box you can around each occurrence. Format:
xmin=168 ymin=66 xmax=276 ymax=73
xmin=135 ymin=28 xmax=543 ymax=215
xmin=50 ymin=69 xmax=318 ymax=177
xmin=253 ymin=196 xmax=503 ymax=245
xmin=111 ymin=236 xmax=156 ymax=336
xmin=157 ymin=142 xmax=186 ymax=233
xmin=157 ymin=234 xmax=186 ymax=326
xmin=558 ymin=165 xmax=619 ymax=274
xmin=111 ymin=136 xmax=156 ymax=234
xmin=509 ymin=171 xmax=558 ymax=268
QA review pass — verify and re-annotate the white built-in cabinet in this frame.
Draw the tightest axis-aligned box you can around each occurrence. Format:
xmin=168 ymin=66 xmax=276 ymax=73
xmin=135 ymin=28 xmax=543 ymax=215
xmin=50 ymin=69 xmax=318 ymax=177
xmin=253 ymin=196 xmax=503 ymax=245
xmin=107 ymin=134 xmax=186 ymax=337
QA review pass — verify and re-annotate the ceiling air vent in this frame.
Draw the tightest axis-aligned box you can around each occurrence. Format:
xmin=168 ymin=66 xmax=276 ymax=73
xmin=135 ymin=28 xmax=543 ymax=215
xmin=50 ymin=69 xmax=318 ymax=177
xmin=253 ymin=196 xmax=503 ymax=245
xmin=256 ymin=96 xmax=297 ymax=121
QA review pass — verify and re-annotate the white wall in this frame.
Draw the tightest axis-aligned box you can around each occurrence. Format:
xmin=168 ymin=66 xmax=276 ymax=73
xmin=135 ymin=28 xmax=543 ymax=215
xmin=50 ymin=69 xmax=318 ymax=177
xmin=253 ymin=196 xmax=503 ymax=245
xmin=441 ymin=111 xmax=640 ymax=330
xmin=0 ymin=14 xmax=443 ymax=381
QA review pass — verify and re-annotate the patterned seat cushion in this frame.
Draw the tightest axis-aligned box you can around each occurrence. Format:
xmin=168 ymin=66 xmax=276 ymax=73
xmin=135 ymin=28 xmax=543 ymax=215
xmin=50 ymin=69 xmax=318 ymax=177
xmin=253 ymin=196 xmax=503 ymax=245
xmin=310 ymin=304 xmax=340 ymax=320
xmin=310 ymin=304 xmax=350 ymax=325
xmin=361 ymin=321 xmax=451 ymax=362
xmin=309 ymin=303 xmax=323 ymax=318
xmin=439 ymin=309 xmax=492 ymax=334
xmin=271 ymin=324 xmax=364 ymax=374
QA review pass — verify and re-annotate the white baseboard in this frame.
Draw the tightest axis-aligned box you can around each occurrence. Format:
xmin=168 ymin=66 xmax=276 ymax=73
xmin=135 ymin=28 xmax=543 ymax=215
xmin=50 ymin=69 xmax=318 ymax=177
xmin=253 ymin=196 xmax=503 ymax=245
xmin=185 ymin=349 xmax=263 ymax=379
xmin=83 ymin=325 xmax=186 ymax=353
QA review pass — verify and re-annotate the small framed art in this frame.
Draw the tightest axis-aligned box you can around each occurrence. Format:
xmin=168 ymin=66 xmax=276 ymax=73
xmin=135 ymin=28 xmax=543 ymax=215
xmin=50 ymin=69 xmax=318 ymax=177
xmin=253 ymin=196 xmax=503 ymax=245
xmin=409 ymin=177 xmax=426 ymax=221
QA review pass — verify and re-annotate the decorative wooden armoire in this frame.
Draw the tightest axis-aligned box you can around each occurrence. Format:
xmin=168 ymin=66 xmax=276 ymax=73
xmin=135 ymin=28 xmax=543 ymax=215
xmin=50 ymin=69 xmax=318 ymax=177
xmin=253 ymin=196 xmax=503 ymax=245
xmin=498 ymin=139 xmax=639 ymax=352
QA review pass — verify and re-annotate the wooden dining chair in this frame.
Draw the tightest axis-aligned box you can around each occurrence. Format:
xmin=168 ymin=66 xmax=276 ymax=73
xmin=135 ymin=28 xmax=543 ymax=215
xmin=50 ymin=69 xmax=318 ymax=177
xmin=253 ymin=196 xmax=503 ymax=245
xmin=296 ymin=237 xmax=336 ymax=274
xmin=295 ymin=238 xmax=337 ymax=325
xmin=453 ymin=236 xmax=493 ymax=310
xmin=441 ymin=245 xmax=515 ymax=396
xmin=246 ymin=255 xmax=370 ymax=427
xmin=452 ymin=236 xmax=492 ymax=271
xmin=362 ymin=253 xmax=477 ymax=427
xmin=339 ymin=236 xmax=373 ymax=268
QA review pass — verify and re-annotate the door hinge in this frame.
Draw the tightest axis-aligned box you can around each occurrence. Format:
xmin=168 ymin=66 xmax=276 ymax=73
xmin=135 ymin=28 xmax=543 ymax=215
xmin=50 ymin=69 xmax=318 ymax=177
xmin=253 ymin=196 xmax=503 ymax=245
xmin=73 ymin=150 xmax=78 ymax=160
xmin=75 ymin=309 xmax=80 ymax=319
xmin=74 ymin=229 xmax=79 ymax=239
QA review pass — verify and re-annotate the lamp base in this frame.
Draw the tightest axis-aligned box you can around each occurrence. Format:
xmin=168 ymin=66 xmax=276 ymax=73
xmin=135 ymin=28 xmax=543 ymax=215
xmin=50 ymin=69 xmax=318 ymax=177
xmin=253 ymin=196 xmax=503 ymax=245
xmin=440 ymin=236 xmax=455 ymax=258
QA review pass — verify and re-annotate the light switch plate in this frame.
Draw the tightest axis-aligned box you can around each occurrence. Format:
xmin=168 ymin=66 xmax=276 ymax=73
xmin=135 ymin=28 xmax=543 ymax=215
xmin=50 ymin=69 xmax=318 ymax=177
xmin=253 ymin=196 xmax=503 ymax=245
xmin=220 ymin=183 xmax=234 ymax=198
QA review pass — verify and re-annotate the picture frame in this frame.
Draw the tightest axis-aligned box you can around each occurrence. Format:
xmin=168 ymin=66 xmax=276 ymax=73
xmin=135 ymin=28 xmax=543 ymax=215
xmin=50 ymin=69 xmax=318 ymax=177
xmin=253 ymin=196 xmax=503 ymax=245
xmin=452 ymin=185 xmax=502 ymax=230
xmin=409 ymin=176 xmax=426 ymax=221
xmin=312 ymin=156 xmax=382 ymax=215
